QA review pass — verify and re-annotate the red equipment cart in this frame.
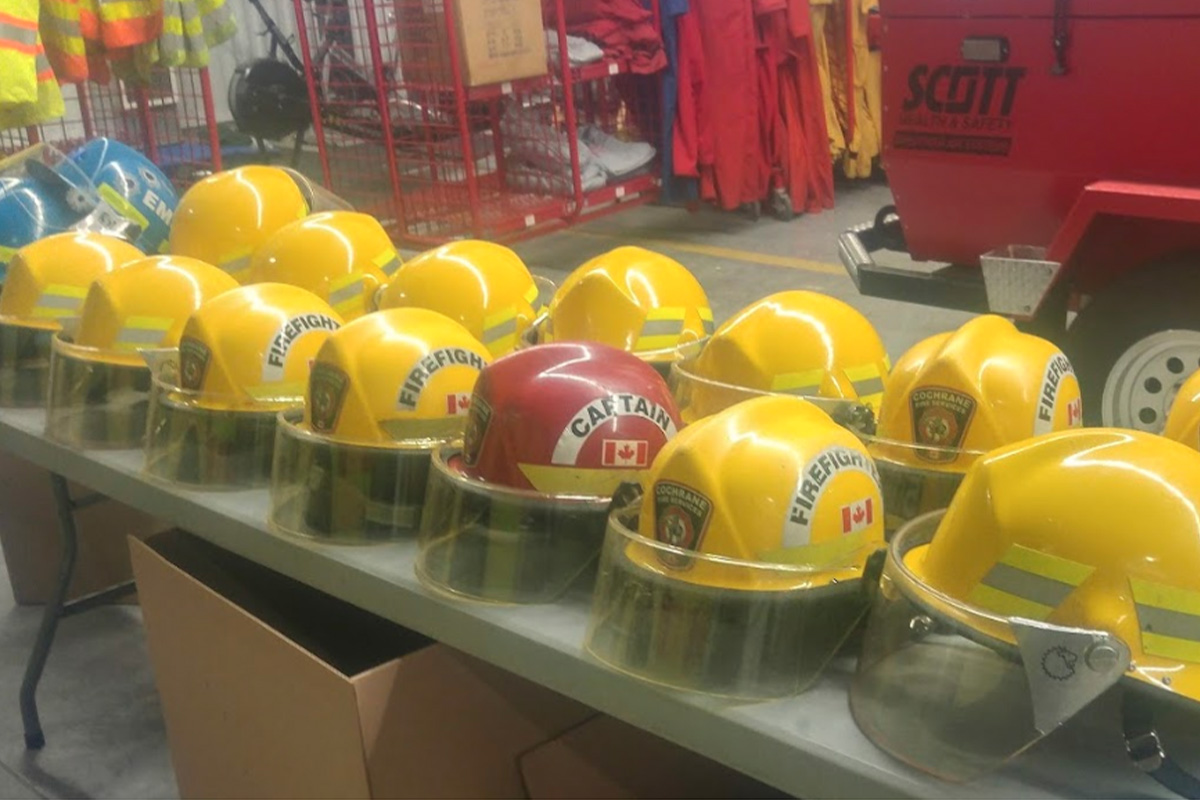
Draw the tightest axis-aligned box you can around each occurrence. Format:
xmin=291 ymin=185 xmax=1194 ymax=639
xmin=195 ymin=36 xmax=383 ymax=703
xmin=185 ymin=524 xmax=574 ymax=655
xmin=839 ymin=0 xmax=1200 ymax=431
xmin=0 ymin=67 xmax=225 ymax=189
xmin=290 ymin=0 xmax=662 ymax=246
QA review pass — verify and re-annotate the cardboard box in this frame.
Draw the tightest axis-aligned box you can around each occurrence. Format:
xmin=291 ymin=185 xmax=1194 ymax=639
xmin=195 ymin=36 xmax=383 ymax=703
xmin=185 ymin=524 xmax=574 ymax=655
xmin=0 ymin=452 xmax=166 ymax=605
xmin=398 ymin=0 xmax=548 ymax=88
xmin=520 ymin=715 xmax=780 ymax=799
xmin=129 ymin=530 xmax=595 ymax=799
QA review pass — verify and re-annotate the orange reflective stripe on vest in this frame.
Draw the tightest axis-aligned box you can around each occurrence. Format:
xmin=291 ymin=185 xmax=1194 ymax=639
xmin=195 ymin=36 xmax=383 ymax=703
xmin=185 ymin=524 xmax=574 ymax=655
xmin=95 ymin=0 xmax=163 ymax=48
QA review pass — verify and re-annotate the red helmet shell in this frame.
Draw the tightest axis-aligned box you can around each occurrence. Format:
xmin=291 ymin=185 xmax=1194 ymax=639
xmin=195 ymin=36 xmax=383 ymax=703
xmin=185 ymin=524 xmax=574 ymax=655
xmin=461 ymin=342 xmax=681 ymax=495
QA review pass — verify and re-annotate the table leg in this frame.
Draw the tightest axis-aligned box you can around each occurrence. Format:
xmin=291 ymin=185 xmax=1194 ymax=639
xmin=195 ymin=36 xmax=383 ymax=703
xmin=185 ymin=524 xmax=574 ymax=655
xmin=19 ymin=473 xmax=79 ymax=749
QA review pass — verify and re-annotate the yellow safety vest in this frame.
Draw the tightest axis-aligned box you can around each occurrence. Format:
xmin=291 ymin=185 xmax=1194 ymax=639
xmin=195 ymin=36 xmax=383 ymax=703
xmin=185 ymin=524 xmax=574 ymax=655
xmin=0 ymin=0 xmax=65 ymax=130
xmin=41 ymin=0 xmax=89 ymax=82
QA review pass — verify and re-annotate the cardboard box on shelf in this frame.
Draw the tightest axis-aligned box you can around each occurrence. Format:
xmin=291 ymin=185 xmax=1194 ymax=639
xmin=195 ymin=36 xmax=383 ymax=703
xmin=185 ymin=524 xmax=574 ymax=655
xmin=398 ymin=0 xmax=548 ymax=88
xmin=0 ymin=452 xmax=166 ymax=605
xmin=129 ymin=529 xmax=595 ymax=799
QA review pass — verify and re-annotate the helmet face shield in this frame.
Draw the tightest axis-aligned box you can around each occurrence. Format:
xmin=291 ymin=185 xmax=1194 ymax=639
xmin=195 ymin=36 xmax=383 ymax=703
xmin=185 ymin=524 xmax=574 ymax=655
xmin=671 ymin=359 xmax=877 ymax=435
xmin=0 ymin=322 xmax=54 ymax=407
xmin=851 ymin=512 xmax=1131 ymax=783
xmin=46 ymin=335 xmax=152 ymax=447
xmin=270 ymin=408 xmax=438 ymax=543
xmin=143 ymin=357 xmax=289 ymax=488
xmin=865 ymin=437 xmax=980 ymax=536
xmin=586 ymin=505 xmax=873 ymax=699
xmin=417 ymin=446 xmax=611 ymax=604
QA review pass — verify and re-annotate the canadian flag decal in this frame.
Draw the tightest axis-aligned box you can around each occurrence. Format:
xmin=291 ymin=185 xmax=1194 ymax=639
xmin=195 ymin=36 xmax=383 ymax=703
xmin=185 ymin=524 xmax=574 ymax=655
xmin=1066 ymin=397 xmax=1082 ymax=427
xmin=841 ymin=498 xmax=874 ymax=534
xmin=602 ymin=439 xmax=649 ymax=467
xmin=446 ymin=393 xmax=472 ymax=415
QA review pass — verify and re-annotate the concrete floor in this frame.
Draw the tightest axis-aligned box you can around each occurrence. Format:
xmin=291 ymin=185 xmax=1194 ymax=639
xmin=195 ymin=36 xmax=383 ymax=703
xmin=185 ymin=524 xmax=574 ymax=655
xmin=0 ymin=184 xmax=972 ymax=799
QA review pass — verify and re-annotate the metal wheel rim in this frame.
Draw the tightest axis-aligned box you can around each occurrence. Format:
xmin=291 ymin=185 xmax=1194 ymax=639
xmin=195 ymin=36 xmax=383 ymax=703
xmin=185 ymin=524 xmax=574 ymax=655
xmin=1100 ymin=330 xmax=1200 ymax=431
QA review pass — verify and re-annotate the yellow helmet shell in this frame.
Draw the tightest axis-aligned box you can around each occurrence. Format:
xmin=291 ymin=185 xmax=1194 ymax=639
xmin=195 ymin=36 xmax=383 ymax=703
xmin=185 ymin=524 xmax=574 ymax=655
xmin=1163 ymin=370 xmax=1200 ymax=451
xmin=633 ymin=395 xmax=884 ymax=589
xmin=874 ymin=315 xmax=1083 ymax=472
xmin=178 ymin=283 xmax=343 ymax=408
xmin=377 ymin=240 xmax=538 ymax=357
xmin=73 ymin=255 xmax=238 ymax=366
xmin=169 ymin=166 xmax=308 ymax=282
xmin=682 ymin=290 xmax=890 ymax=423
xmin=0 ymin=232 xmax=143 ymax=331
xmin=545 ymin=247 xmax=713 ymax=362
xmin=304 ymin=308 xmax=491 ymax=444
xmin=247 ymin=211 xmax=399 ymax=320
xmin=910 ymin=428 xmax=1200 ymax=704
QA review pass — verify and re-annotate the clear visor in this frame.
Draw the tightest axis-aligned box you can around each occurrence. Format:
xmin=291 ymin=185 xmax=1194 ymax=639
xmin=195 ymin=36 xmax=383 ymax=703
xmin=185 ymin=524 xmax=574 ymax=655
xmin=45 ymin=334 xmax=151 ymax=448
xmin=270 ymin=408 xmax=438 ymax=543
xmin=279 ymin=167 xmax=355 ymax=213
xmin=143 ymin=358 xmax=290 ymax=489
xmin=861 ymin=435 xmax=980 ymax=537
xmin=416 ymin=445 xmax=611 ymax=604
xmin=851 ymin=511 xmax=1131 ymax=783
xmin=670 ymin=358 xmax=878 ymax=434
xmin=0 ymin=321 xmax=54 ymax=408
xmin=2 ymin=144 xmax=100 ymax=231
xmin=518 ymin=318 xmax=707 ymax=378
xmin=584 ymin=506 xmax=873 ymax=700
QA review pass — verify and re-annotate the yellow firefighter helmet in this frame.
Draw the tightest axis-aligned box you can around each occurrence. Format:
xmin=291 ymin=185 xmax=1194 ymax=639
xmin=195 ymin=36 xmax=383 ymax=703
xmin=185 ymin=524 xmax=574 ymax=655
xmin=1163 ymin=369 xmax=1200 ymax=451
xmin=544 ymin=246 xmax=712 ymax=367
xmin=673 ymin=290 xmax=889 ymax=424
xmin=46 ymin=255 xmax=237 ymax=447
xmin=870 ymin=314 xmax=1083 ymax=533
xmin=587 ymin=395 xmax=885 ymax=699
xmin=376 ymin=240 xmax=541 ymax=357
xmin=246 ymin=211 xmax=400 ymax=320
xmin=270 ymin=308 xmax=492 ymax=543
xmin=0 ymin=232 xmax=143 ymax=406
xmin=853 ymin=428 xmax=1200 ymax=785
xmin=169 ymin=166 xmax=309 ymax=282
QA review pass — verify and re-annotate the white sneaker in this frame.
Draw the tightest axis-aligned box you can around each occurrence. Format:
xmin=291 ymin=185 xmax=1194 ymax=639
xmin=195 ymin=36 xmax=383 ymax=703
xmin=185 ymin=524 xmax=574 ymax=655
xmin=545 ymin=31 xmax=605 ymax=65
xmin=580 ymin=125 xmax=655 ymax=177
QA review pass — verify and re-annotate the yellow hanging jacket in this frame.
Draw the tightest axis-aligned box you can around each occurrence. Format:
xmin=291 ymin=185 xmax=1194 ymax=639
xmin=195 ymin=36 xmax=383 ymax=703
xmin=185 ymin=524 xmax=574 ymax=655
xmin=0 ymin=0 xmax=65 ymax=129
xmin=40 ymin=0 xmax=89 ymax=82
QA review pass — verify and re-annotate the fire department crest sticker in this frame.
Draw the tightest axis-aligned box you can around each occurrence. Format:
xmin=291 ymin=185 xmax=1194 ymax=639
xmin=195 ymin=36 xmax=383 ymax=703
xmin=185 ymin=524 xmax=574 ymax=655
xmin=462 ymin=394 xmax=492 ymax=466
xmin=910 ymin=386 xmax=976 ymax=463
xmin=178 ymin=337 xmax=211 ymax=392
xmin=308 ymin=363 xmax=349 ymax=434
xmin=653 ymin=480 xmax=713 ymax=570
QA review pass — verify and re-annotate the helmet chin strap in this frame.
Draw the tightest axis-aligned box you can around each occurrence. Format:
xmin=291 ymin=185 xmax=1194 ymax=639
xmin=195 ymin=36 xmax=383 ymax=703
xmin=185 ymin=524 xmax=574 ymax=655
xmin=1123 ymin=690 xmax=1200 ymax=799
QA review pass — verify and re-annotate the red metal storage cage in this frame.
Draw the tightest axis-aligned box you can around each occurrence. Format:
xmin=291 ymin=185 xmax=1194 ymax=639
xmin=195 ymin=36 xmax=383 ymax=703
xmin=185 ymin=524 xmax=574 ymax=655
xmin=291 ymin=0 xmax=662 ymax=246
xmin=0 ymin=67 xmax=224 ymax=190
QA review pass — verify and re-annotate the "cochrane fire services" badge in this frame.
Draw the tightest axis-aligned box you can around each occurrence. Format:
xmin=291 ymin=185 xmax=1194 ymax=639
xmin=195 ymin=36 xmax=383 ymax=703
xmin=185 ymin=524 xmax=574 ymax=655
xmin=653 ymin=480 xmax=712 ymax=570
xmin=910 ymin=386 xmax=976 ymax=463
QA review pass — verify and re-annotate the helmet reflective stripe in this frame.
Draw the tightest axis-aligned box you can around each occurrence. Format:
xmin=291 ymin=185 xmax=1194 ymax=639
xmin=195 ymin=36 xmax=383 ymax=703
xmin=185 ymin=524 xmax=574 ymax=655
xmin=372 ymin=247 xmax=400 ymax=276
xmin=114 ymin=315 xmax=174 ymax=349
xmin=634 ymin=307 xmax=686 ymax=352
xmin=0 ymin=243 xmax=17 ymax=265
xmin=482 ymin=306 xmax=519 ymax=353
xmin=97 ymin=182 xmax=149 ymax=230
xmin=968 ymin=544 xmax=1094 ymax=621
xmin=1132 ymin=578 xmax=1200 ymax=662
xmin=699 ymin=306 xmax=715 ymax=335
xmin=220 ymin=247 xmax=253 ymax=277
xmin=327 ymin=273 xmax=366 ymax=315
xmin=845 ymin=363 xmax=886 ymax=402
xmin=32 ymin=283 xmax=88 ymax=318
xmin=772 ymin=368 xmax=824 ymax=394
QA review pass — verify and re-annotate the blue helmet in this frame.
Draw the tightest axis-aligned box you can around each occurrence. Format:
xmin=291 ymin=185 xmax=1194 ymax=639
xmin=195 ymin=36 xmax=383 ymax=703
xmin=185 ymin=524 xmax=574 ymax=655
xmin=0 ymin=146 xmax=101 ymax=281
xmin=69 ymin=138 xmax=178 ymax=255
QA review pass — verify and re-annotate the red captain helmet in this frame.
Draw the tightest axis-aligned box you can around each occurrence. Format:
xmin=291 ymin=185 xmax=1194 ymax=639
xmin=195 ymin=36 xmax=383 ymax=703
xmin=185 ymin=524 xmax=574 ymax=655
xmin=417 ymin=342 xmax=682 ymax=604
xmin=461 ymin=341 xmax=681 ymax=496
